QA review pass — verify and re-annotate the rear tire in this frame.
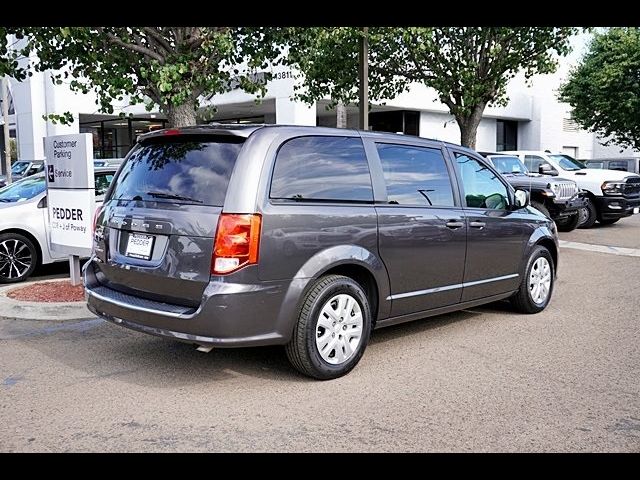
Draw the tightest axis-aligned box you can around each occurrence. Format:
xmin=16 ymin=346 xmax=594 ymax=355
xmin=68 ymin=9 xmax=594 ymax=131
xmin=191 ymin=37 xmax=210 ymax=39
xmin=286 ymin=274 xmax=372 ymax=380
xmin=555 ymin=213 xmax=580 ymax=232
xmin=531 ymin=200 xmax=551 ymax=219
xmin=510 ymin=246 xmax=554 ymax=314
xmin=598 ymin=218 xmax=620 ymax=226
xmin=0 ymin=233 xmax=38 ymax=284
xmin=578 ymin=198 xmax=598 ymax=229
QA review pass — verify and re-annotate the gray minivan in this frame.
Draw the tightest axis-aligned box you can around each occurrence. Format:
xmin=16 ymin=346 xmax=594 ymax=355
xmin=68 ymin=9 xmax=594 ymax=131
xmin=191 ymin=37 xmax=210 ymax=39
xmin=85 ymin=125 xmax=559 ymax=379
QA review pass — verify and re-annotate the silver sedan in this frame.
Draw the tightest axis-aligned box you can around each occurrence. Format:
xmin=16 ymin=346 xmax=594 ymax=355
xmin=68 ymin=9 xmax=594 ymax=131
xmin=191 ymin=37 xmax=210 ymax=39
xmin=0 ymin=168 xmax=116 ymax=283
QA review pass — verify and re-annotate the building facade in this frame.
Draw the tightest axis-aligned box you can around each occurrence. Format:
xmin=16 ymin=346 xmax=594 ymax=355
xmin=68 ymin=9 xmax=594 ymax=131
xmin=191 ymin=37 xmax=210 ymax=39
xmin=3 ymin=31 xmax=638 ymax=171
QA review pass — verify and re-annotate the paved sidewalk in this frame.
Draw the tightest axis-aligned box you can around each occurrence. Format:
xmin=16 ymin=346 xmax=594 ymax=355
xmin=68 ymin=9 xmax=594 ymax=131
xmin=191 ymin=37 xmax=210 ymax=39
xmin=0 ymin=279 xmax=95 ymax=321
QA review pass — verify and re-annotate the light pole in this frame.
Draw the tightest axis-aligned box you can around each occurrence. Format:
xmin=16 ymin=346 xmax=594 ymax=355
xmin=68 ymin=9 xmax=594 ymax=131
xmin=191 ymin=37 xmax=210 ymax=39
xmin=358 ymin=27 xmax=369 ymax=131
xmin=1 ymin=77 xmax=11 ymax=184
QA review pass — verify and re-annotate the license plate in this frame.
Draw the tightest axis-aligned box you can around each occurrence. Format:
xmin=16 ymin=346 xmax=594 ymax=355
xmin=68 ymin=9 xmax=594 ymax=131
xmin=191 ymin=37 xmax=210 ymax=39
xmin=125 ymin=233 xmax=154 ymax=260
xmin=634 ymin=207 xmax=639 ymax=214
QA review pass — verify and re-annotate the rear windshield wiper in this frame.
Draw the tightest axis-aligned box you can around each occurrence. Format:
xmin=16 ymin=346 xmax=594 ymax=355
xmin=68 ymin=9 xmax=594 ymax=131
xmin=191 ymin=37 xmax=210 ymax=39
xmin=146 ymin=191 xmax=203 ymax=204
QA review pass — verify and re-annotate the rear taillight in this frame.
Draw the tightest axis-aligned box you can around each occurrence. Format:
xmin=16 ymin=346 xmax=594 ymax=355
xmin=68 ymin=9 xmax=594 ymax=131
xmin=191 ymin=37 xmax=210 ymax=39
xmin=92 ymin=205 xmax=103 ymax=235
xmin=212 ymin=214 xmax=262 ymax=275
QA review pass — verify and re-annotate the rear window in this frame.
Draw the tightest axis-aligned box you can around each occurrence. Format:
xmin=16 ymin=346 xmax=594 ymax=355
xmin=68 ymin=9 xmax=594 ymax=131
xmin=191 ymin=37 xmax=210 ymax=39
xmin=109 ymin=137 xmax=244 ymax=206
xmin=270 ymin=136 xmax=373 ymax=202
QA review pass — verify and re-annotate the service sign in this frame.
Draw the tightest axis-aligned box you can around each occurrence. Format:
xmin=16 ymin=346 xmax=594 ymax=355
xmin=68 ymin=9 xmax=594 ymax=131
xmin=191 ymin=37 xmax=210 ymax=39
xmin=44 ymin=133 xmax=95 ymax=256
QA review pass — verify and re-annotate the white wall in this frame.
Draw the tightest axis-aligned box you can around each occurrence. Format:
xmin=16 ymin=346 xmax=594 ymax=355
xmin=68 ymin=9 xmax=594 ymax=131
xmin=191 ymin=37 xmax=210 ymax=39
xmin=419 ymin=111 xmax=496 ymax=150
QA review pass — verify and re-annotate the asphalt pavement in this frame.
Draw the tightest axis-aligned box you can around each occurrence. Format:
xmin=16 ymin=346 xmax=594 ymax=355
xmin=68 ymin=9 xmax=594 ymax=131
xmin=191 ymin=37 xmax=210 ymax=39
xmin=1 ymin=216 xmax=639 ymax=452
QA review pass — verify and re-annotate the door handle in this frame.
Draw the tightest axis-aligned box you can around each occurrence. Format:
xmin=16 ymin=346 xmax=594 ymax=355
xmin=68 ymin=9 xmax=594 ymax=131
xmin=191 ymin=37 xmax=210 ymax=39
xmin=445 ymin=220 xmax=465 ymax=229
xmin=469 ymin=221 xmax=486 ymax=229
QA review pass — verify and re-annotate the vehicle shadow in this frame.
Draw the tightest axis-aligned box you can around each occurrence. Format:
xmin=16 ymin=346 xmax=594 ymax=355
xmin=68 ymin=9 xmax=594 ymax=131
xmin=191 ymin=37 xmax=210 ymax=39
xmin=18 ymin=304 xmax=490 ymax=387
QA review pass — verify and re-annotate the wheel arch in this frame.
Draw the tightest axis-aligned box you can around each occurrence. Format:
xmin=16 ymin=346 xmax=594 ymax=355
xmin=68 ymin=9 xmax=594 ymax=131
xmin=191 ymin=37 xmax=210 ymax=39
xmin=275 ymin=245 xmax=390 ymax=343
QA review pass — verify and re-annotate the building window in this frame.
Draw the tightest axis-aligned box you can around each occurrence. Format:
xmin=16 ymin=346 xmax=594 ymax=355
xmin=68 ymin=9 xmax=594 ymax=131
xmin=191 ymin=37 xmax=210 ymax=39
xmin=369 ymin=110 xmax=420 ymax=136
xmin=496 ymin=120 xmax=517 ymax=151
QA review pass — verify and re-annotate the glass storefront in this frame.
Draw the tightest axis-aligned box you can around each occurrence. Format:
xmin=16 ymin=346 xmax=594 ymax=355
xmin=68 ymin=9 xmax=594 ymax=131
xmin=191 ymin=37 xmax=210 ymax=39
xmin=79 ymin=117 xmax=167 ymax=159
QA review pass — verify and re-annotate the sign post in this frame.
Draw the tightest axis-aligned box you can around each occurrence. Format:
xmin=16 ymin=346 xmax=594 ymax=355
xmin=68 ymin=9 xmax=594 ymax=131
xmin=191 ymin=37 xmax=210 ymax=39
xmin=44 ymin=133 xmax=94 ymax=286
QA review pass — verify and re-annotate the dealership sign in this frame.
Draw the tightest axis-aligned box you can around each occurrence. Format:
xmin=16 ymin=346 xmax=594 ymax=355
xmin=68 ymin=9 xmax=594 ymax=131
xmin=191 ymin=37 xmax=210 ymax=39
xmin=44 ymin=133 xmax=95 ymax=256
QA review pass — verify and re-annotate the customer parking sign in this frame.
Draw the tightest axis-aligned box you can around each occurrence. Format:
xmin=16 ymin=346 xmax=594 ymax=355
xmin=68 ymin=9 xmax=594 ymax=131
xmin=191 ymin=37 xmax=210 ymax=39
xmin=44 ymin=133 xmax=95 ymax=256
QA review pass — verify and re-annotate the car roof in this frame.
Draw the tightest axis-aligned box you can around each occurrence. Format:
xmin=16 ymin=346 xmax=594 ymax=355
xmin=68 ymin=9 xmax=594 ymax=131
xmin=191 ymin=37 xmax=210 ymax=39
xmin=137 ymin=123 xmax=473 ymax=152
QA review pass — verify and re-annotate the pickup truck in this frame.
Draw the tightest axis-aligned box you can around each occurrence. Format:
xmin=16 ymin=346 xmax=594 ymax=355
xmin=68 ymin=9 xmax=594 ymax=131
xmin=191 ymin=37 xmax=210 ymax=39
xmin=502 ymin=151 xmax=640 ymax=228
xmin=481 ymin=152 xmax=585 ymax=231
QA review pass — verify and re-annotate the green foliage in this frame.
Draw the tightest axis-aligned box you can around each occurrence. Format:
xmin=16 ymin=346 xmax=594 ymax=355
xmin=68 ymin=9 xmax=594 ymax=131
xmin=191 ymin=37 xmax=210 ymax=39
xmin=0 ymin=28 xmax=27 ymax=80
xmin=283 ymin=27 xmax=577 ymax=147
xmin=14 ymin=27 xmax=283 ymax=127
xmin=559 ymin=28 xmax=640 ymax=151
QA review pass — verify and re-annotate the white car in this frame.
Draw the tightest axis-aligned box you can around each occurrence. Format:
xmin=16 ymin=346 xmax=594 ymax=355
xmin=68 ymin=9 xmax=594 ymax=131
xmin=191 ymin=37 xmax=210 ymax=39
xmin=503 ymin=151 xmax=640 ymax=228
xmin=0 ymin=168 xmax=116 ymax=283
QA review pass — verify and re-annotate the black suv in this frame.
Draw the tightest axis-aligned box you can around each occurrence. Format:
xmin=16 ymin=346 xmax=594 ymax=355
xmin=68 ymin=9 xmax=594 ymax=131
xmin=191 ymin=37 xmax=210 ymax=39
xmin=85 ymin=125 xmax=559 ymax=379
xmin=481 ymin=153 xmax=586 ymax=231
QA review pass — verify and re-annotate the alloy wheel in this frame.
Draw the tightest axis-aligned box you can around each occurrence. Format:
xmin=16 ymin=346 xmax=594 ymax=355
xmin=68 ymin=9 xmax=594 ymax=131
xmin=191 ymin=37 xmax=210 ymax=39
xmin=0 ymin=239 xmax=33 ymax=280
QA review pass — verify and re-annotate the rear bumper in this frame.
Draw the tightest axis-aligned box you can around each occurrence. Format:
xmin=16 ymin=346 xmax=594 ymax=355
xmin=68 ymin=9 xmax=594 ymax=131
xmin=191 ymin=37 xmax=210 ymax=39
xmin=594 ymin=196 xmax=640 ymax=220
xmin=84 ymin=258 xmax=300 ymax=347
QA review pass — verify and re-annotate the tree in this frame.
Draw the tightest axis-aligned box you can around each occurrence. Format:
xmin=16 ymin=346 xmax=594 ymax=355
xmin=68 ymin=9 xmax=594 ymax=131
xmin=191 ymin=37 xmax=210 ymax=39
xmin=283 ymin=28 xmax=577 ymax=148
xmin=14 ymin=27 xmax=280 ymax=127
xmin=559 ymin=28 xmax=640 ymax=151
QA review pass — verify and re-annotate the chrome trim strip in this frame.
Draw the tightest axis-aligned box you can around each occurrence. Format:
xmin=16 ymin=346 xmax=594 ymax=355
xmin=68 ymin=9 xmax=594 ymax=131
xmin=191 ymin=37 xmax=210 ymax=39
xmin=463 ymin=273 xmax=519 ymax=288
xmin=388 ymin=283 xmax=463 ymax=301
xmin=387 ymin=273 xmax=519 ymax=301
xmin=86 ymin=288 xmax=194 ymax=319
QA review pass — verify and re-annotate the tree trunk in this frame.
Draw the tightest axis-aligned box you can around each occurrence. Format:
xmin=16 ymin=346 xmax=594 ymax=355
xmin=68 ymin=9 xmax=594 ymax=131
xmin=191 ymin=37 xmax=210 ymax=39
xmin=455 ymin=103 xmax=487 ymax=149
xmin=166 ymin=99 xmax=197 ymax=128
xmin=336 ymin=101 xmax=347 ymax=129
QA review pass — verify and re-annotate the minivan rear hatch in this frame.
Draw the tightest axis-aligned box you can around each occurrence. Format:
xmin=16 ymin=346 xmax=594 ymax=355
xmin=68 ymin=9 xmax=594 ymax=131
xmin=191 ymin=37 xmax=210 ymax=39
xmin=94 ymin=133 xmax=245 ymax=307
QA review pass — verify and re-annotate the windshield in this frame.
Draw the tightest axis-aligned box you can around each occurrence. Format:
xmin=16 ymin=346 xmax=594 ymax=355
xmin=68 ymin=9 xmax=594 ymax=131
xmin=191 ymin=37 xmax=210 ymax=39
xmin=109 ymin=136 xmax=245 ymax=206
xmin=11 ymin=162 xmax=30 ymax=176
xmin=549 ymin=154 xmax=586 ymax=171
xmin=489 ymin=156 xmax=529 ymax=174
xmin=0 ymin=176 xmax=46 ymax=203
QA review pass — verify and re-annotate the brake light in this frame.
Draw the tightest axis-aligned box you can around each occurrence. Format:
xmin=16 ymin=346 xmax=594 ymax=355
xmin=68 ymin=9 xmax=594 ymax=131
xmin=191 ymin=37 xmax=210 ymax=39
xmin=163 ymin=129 xmax=181 ymax=136
xmin=212 ymin=214 xmax=262 ymax=275
xmin=92 ymin=205 xmax=103 ymax=235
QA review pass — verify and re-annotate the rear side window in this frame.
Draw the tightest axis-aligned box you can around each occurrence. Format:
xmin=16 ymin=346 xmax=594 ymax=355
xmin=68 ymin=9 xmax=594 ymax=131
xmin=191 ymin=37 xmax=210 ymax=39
xmin=270 ymin=136 xmax=373 ymax=202
xmin=376 ymin=143 xmax=454 ymax=207
xmin=109 ymin=137 xmax=244 ymax=206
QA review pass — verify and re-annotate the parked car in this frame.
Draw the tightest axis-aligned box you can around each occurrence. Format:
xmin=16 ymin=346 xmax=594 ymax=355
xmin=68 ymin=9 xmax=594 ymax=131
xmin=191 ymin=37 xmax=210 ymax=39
xmin=582 ymin=157 xmax=640 ymax=175
xmin=0 ymin=167 xmax=117 ymax=283
xmin=480 ymin=152 xmax=585 ymax=232
xmin=94 ymin=158 xmax=125 ymax=168
xmin=85 ymin=125 xmax=559 ymax=380
xmin=503 ymin=150 xmax=640 ymax=228
xmin=0 ymin=160 xmax=45 ymax=188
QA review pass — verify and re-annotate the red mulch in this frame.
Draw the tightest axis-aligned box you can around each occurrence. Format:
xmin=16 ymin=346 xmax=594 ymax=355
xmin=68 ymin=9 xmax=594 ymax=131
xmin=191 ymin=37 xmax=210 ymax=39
xmin=7 ymin=280 xmax=85 ymax=303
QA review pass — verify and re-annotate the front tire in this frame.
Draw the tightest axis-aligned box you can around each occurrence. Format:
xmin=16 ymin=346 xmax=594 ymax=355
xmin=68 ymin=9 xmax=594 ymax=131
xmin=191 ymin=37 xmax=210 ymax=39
xmin=510 ymin=246 xmax=554 ymax=314
xmin=531 ymin=200 xmax=551 ymax=219
xmin=577 ymin=198 xmax=598 ymax=229
xmin=555 ymin=212 xmax=580 ymax=232
xmin=286 ymin=274 xmax=372 ymax=380
xmin=0 ymin=233 xmax=38 ymax=284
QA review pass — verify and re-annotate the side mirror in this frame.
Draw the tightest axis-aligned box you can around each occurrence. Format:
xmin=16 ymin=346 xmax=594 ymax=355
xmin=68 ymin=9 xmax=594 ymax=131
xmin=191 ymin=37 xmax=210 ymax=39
xmin=513 ymin=189 xmax=530 ymax=209
xmin=539 ymin=164 xmax=559 ymax=176
xmin=37 ymin=195 xmax=47 ymax=209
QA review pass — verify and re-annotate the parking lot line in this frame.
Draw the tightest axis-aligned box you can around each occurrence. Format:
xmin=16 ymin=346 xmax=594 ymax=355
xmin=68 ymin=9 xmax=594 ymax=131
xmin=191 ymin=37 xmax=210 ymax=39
xmin=559 ymin=240 xmax=640 ymax=258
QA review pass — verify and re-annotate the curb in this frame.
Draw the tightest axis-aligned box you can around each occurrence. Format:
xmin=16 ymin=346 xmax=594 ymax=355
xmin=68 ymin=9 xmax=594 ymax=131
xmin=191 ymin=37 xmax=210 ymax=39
xmin=0 ymin=278 xmax=96 ymax=322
